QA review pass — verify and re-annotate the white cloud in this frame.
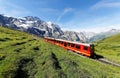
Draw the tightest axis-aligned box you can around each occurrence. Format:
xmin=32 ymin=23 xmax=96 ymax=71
xmin=91 ymin=0 xmax=120 ymax=10
xmin=0 ymin=0 xmax=30 ymax=17
xmin=57 ymin=8 xmax=74 ymax=22
xmin=59 ymin=11 xmax=120 ymax=33
xmin=61 ymin=24 xmax=120 ymax=33
xmin=80 ymin=24 xmax=120 ymax=33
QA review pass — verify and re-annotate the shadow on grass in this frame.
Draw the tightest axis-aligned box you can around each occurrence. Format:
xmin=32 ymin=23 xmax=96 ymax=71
xmin=0 ymin=55 xmax=6 ymax=61
xmin=92 ymin=53 xmax=104 ymax=59
xmin=12 ymin=42 xmax=26 ymax=46
xmin=0 ymin=38 xmax=12 ymax=42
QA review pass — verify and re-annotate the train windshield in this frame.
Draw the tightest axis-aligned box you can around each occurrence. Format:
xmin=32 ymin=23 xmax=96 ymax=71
xmin=90 ymin=44 xmax=94 ymax=51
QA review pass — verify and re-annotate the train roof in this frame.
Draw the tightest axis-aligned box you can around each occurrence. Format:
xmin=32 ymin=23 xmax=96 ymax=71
xmin=44 ymin=37 xmax=93 ymax=46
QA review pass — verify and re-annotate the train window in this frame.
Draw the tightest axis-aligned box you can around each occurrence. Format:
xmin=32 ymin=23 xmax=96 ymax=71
xmin=61 ymin=42 xmax=63 ymax=44
xmin=76 ymin=45 xmax=80 ymax=49
xmin=84 ymin=46 xmax=88 ymax=50
xmin=68 ymin=43 xmax=71 ymax=46
xmin=71 ymin=44 xmax=75 ymax=47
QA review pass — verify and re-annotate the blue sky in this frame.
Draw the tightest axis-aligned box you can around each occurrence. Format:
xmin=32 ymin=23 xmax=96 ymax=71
xmin=0 ymin=0 xmax=120 ymax=32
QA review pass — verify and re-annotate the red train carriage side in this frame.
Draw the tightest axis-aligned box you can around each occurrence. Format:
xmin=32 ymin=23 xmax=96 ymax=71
xmin=44 ymin=37 xmax=94 ymax=57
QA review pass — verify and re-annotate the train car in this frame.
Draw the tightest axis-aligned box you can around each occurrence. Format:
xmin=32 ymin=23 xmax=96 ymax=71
xmin=44 ymin=37 xmax=94 ymax=57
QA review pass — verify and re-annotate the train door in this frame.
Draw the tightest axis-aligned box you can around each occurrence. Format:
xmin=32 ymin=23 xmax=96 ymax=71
xmin=66 ymin=43 xmax=71 ymax=50
xmin=76 ymin=45 xmax=80 ymax=51
xmin=61 ymin=42 xmax=64 ymax=47
xmin=64 ymin=42 xmax=67 ymax=47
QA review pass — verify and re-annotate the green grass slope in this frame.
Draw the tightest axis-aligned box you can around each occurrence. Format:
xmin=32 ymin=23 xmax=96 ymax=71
xmin=0 ymin=26 xmax=120 ymax=78
xmin=95 ymin=33 xmax=120 ymax=64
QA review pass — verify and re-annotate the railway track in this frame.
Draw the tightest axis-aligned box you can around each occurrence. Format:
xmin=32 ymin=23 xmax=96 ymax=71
xmin=96 ymin=58 xmax=120 ymax=67
xmin=68 ymin=50 xmax=120 ymax=68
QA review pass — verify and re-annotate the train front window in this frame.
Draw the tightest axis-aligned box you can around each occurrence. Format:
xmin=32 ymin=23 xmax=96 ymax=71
xmin=84 ymin=46 xmax=88 ymax=51
xmin=90 ymin=44 xmax=94 ymax=51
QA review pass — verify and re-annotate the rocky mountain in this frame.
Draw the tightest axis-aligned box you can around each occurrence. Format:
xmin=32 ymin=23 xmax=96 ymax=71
xmin=0 ymin=14 xmax=64 ymax=38
xmin=80 ymin=31 xmax=96 ymax=39
xmin=61 ymin=28 xmax=120 ymax=43
xmin=0 ymin=14 xmax=89 ymax=42
xmin=0 ymin=14 xmax=120 ymax=43
xmin=61 ymin=31 xmax=84 ymax=42
xmin=89 ymin=29 xmax=120 ymax=42
xmin=61 ymin=31 xmax=96 ymax=42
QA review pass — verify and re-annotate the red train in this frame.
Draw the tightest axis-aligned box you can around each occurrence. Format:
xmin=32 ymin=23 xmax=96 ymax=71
xmin=44 ymin=37 xmax=95 ymax=57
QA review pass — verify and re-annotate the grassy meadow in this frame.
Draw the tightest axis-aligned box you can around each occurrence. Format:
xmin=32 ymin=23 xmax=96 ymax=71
xmin=0 ymin=26 xmax=120 ymax=78
xmin=95 ymin=33 xmax=120 ymax=64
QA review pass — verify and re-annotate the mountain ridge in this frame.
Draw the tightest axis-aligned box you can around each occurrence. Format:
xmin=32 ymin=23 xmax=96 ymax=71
xmin=0 ymin=14 xmax=120 ymax=42
xmin=0 ymin=14 xmax=89 ymax=42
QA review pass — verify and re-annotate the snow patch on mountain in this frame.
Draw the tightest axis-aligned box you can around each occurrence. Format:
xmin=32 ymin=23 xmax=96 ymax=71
xmin=47 ymin=21 xmax=53 ymax=29
xmin=18 ymin=24 xmax=30 ymax=29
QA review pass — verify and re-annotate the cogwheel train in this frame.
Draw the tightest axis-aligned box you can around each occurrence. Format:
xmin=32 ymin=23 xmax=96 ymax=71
xmin=44 ymin=37 xmax=95 ymax=57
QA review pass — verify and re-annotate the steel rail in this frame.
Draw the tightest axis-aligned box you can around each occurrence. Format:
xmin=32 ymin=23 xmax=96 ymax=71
xmin=68 ymin=50 xmax=120 ymax=68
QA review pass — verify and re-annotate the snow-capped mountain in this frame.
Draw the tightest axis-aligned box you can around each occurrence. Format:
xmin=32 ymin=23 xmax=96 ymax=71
xmin=80 ymin=32 xmax=96 ymax=39
xmin=0 ymin=14 xmax=120 ymax=43
xmin=0 ymin=14 xmax=64 ymax=37
xmin=0 ymin=14 xmax=93 ymax=42
xmin=60 ymin=31 xmax=96 ymax=42
xmin=89 ymin=29 xmax=120 ymax=42
xmin=61 ymin=31 xmax=84 ymax=42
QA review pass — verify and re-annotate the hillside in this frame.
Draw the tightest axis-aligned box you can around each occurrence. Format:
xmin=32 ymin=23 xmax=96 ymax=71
xmin=95 ymin=33 xmax=120 ymax=64
xmin=0 ymin=26 xmax=120 ymax=78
